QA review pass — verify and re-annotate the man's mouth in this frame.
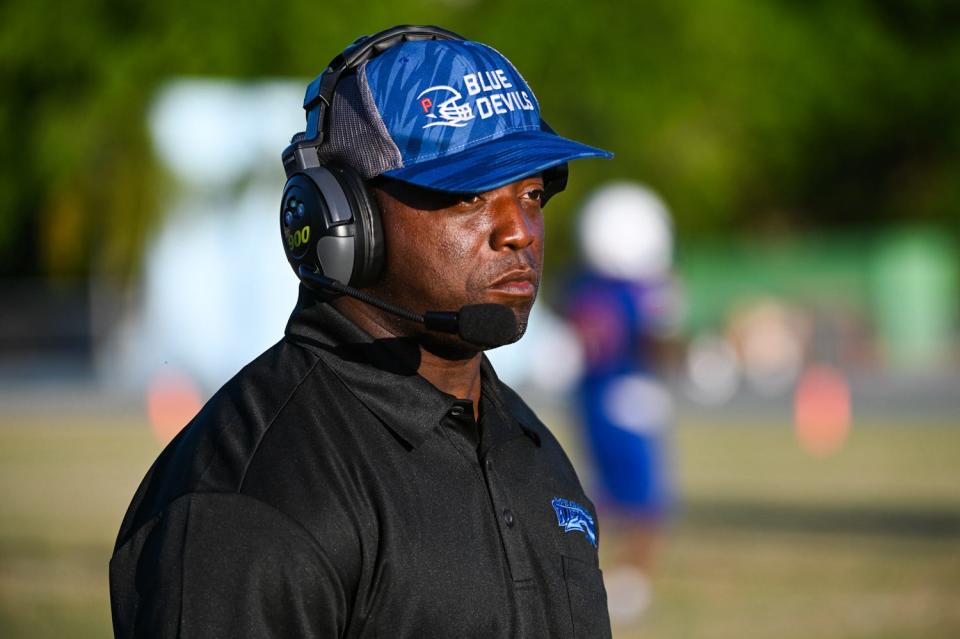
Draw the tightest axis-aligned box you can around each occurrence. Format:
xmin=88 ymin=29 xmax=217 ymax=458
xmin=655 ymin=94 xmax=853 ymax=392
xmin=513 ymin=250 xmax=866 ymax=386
xmin=488 ymin=270 xmax=538 ymax=297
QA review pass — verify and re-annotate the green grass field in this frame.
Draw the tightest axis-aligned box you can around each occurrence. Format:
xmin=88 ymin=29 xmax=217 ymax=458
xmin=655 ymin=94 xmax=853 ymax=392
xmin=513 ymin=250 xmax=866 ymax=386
xmin=1 ymin=414 xmax=958 ymax=638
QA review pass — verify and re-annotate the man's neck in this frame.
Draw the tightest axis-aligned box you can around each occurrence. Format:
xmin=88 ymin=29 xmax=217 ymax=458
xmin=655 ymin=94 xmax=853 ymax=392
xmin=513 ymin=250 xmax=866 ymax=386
xmin=417 ymin=350 xmax=482 ymax=419
xmin=334 ymin=297 xmax=483 ymax=418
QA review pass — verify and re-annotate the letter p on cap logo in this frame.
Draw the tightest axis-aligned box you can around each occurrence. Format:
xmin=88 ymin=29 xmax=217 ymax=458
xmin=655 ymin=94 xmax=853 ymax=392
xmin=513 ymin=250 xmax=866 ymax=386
xmin=420 ymin=97 xmax=433 ymax=113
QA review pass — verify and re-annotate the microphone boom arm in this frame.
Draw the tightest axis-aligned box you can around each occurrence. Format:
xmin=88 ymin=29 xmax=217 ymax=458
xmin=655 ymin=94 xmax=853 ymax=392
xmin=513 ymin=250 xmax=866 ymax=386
xmin=297 ymin=266 xmax=515 ymax=346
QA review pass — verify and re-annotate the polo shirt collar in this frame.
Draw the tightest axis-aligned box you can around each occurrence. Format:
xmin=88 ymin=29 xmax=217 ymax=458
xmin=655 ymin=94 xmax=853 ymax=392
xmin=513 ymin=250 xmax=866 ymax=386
xmin=477 ymin=357 xmax=532 ymax=456
xmin=284 ymin=286 xmax=525 ymax=451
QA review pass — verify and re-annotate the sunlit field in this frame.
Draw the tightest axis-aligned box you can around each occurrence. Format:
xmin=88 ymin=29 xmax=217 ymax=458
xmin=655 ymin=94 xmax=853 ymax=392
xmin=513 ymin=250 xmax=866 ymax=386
xmin=618 ymin=420 xmax=960 ymax=639
xmin=1 ymin=415 xmax=958 ymax=638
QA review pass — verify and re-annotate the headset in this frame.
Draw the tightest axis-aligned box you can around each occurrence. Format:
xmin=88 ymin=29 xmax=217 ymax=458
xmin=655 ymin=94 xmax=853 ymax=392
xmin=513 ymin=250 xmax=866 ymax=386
xmin=279 ymin=25 xmax=568 ymax=290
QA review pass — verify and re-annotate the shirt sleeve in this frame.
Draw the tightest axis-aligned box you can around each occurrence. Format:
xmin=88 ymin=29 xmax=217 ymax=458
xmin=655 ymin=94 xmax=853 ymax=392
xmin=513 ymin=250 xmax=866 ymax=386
xmin=112 ymin=492 xmax=347 ymax=638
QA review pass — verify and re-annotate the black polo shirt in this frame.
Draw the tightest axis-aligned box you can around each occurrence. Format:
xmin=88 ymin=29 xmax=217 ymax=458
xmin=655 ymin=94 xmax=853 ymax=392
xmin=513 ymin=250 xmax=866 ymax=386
xmin=110 ymin=287 xmax=611 ymax=638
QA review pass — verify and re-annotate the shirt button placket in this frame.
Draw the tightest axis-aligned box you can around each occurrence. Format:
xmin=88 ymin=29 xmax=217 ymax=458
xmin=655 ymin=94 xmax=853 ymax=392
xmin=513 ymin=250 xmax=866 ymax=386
xmin=483 ymin=454 xmax=531 ymax=581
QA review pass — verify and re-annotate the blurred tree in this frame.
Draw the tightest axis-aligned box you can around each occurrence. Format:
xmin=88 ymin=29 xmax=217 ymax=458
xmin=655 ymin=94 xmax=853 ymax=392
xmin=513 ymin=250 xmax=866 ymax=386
xmin=1 ymin=0 xmax=958 ymax=281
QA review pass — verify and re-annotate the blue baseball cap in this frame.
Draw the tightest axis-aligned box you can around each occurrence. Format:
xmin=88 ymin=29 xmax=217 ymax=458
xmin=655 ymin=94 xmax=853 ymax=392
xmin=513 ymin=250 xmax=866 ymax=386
xmin=312 ymin=38 xmax=612 ymax=193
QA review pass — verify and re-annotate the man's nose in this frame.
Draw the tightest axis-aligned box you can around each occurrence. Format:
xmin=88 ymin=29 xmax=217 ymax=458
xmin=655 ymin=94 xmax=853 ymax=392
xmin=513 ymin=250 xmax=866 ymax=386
xmin=490 ymin=197 xmax=540 ymax=251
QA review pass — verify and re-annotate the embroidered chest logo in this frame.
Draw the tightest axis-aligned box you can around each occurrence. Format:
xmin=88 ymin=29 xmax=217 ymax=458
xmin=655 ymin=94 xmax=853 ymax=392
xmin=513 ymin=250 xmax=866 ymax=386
xmin=551 ymin=497 xmax=597 ymax=547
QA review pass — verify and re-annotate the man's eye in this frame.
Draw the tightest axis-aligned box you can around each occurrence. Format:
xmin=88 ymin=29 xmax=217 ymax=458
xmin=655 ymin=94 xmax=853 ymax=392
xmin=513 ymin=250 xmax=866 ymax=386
xmin=526 ymin=189 xmax=545 ymax=203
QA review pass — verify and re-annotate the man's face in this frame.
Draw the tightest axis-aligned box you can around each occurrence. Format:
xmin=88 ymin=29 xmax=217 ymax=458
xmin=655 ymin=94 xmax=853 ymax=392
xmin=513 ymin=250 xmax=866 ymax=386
xmin=367 ymin=174 xmax=546 ymax=348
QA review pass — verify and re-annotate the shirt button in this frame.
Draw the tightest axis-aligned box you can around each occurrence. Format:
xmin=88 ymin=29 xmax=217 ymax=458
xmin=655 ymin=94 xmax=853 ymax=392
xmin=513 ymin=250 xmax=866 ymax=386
xmin=503 ymin=509 xmax=515 ymax=527
xmin=449 ymin=405 xmax=465 ymax=417
xmin=486 ymin=458 xmax=493 ymax=471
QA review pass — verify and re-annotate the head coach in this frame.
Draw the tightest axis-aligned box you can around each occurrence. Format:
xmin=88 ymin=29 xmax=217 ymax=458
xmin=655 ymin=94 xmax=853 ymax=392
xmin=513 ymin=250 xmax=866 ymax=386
xmin=110 ymin=25 xmax=613 ymax=638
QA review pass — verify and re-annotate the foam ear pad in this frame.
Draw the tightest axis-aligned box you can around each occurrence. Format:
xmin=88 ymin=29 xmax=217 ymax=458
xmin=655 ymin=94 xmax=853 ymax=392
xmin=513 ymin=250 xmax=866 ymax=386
xmin=326 ymin=164 xmax=384 ymax=288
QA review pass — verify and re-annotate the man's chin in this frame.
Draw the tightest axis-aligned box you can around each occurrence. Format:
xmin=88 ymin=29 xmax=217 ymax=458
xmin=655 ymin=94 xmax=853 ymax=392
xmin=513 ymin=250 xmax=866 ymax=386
xmin=502 ymin=306 xmax=530 ymax=345
xmin=490 ymin=295 xmax=534 ymax=342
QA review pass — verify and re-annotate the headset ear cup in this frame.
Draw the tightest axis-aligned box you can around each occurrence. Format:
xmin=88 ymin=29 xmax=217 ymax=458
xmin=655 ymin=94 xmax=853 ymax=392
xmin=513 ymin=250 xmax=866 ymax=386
xmin=330 ymin=164 xmax=384 ymax=288
xmin=281 ymin=164 xmax=383 ymax=289
xmin=280 ymin=174 xmax=322 ymax=277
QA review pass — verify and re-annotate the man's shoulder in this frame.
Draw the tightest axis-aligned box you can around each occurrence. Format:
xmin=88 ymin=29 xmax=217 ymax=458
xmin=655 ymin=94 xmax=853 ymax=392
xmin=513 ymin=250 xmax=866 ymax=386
xmin=115 ymin=337 xmax=332 ymax=546
xmin=171 ymin=337 xmax=326 ymax=483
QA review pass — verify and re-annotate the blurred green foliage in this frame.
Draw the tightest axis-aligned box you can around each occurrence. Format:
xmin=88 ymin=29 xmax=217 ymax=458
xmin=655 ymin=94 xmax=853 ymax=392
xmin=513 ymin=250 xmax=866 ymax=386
xmin=2 ymin=0 xmax=959 ymax=280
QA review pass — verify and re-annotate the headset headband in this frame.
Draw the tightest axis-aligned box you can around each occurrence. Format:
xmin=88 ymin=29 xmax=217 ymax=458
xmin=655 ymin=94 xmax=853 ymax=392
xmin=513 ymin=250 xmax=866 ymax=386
xmin=302 ymin=25 xmax=466 ymax=147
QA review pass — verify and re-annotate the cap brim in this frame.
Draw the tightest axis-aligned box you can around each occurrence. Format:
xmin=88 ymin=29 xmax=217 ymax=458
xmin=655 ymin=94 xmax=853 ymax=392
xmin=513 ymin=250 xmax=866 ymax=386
xmin=381 ymin=130 xmax=613 ymax=193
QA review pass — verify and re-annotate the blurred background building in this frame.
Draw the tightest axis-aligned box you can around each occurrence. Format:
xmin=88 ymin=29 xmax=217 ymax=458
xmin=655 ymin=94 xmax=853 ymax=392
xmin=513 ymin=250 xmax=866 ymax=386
xmin=2 ymin=1 xmax=959 ymax=637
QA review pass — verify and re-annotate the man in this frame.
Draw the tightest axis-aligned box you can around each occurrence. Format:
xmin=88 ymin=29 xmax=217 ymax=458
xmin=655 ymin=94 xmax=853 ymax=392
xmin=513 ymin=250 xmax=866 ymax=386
xmin=110 ymin=26 xmax=613 ymax=638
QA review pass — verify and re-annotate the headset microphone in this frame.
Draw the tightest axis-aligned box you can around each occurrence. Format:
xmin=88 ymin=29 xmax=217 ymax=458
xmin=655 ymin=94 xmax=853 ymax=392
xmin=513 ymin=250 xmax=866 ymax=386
xmin=298 ymin=266 xmax=518 ymax=348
